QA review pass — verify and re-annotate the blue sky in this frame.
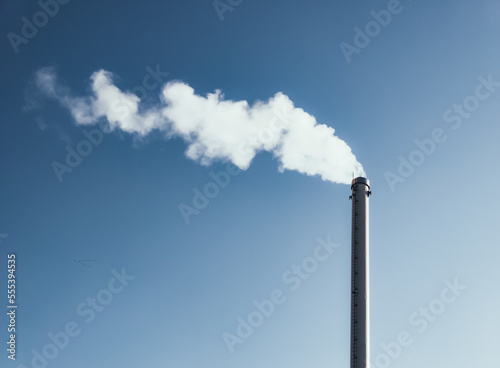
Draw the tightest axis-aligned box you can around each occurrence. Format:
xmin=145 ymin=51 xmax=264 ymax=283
xmin=1 ymin=0 xmax=500 ymax=367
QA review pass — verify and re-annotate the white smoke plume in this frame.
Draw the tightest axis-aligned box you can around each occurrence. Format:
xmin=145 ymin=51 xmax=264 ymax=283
xmin=34 ymin=67 xmax=365 ymax=184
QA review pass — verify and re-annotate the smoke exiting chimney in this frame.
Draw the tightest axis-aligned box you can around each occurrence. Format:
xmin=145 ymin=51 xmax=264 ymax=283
xmin=31 ymin=67 xmax=365 ymax=185
xmin=350 ymin=177 xmax=371 ymax=368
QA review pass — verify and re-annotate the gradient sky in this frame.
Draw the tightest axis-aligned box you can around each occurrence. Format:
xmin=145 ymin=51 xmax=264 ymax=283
xmin=1 ymin=0 xmax=500 ymax=367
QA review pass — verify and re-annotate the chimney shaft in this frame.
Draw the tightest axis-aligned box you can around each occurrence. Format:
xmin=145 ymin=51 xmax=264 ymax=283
xmin=350 ymin=177 xmax=371 ymax=368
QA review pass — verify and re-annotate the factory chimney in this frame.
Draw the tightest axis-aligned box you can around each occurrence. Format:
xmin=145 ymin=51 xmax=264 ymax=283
xmin=350 ymin=177 xmax=371 ymax=368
